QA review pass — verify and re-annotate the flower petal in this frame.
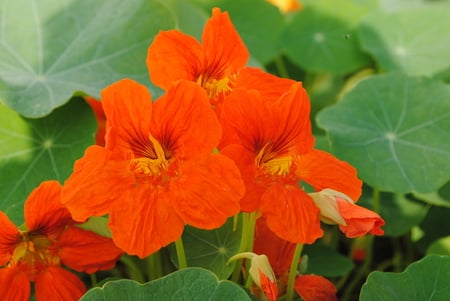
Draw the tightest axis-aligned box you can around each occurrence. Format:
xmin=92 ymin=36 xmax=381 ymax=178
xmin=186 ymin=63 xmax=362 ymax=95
xmin=62 ymin=146 xmax=133 ymax=222
xmin=170 ymin=154 xmax=243 ymax=229
xmin=202 ymin=8 xmax=249 ymax=75
xmin=34 ymin=267 xmax=85 ymax=301
xmin=0 ymin=211 xmax=19 ymax=266
xmin=147 ymin=30 xmax=203 ymax=90
xmin=100 ymin=79 xmax=153 ymax=157
xmin=24 ymin=181 xmax=74 ymax=238
xmin=85 ymin=96 xmax=106 ymax=146
xmin=108 ymin=185 xmax=184 ymax=258
xmin=0 ymin=266 xmax=30 ymax=301
xmin=152 ymin=80 xmax=222 ymax=159
xmin=337 ymin=200 xmax=385 ymax=238
xmin=295 ymin=149 xmax=362 ymax=201
xmin=295 ymin=274 xmax=338 ymax=301
xmin=261 ymin=183 xmax=323 ymax=244
xmin=57 ymin=226 xmax=122 ymax=274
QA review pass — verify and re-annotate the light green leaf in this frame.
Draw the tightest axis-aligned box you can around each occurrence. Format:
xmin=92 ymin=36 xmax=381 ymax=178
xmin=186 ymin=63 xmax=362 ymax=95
xmin=413 ymin=181 xmax=450 ymax=208
xmin=359 ymin=5 xmax=450 ymax=77
xmin=360 ymin=255 xmax=450 ymax=301
xmin=427 ymin=236 xmax=450 ymax=256
xmin=0 ymin=97 xmax=96 ymax=224
xmin=77 ymin=216 xmax=112 ymax=238
xmin=80 ymin=268 xmax=251 ymax=301
xmin=283 ymin=0 xmax=371 ymax=74
xmin=317 ymin=73 xmax=450 ymax=193
xmin=0 ymin=0 xmax=175 ymax=117
xmin=170 ymin=217 xmax=242 ymax=279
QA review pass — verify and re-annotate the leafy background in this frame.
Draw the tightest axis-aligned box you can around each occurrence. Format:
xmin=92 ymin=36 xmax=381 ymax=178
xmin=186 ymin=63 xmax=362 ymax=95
xmin=1 ymin=0 xmax=449 ymax=300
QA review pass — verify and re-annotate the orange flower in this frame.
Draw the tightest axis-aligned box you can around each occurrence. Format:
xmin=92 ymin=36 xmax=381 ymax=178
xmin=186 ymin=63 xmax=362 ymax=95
xmin=266 ymin=0 xmax=302 ymax=13
xmin=220 ymin=83 xmax=362 ymax=244
xmin=147 ymin=8 xmax=295 ymax=114
xmin=0 ymin=181 xmax=122 ymax=301
xmin=309 ymin=189 xmax=385 ymax=238
xmin=85 ymin=96 xmax=106 ymax=146
xmin=62 ymin=79 xmax=245 ymax=258
xmin=295 ymin=275 xmax=338 ymax=301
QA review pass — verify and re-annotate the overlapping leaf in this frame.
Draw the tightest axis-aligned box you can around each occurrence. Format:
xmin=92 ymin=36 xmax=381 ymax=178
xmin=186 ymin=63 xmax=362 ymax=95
xmin=317 ymin=73 xmax=450 ymax=193
xmin=80 ymin=268 xmax=251 ymax=301
xmin=0 ymin=0 xmax=175 ymax=117
xmin=0 ymin=98 xmax=96 ymax=224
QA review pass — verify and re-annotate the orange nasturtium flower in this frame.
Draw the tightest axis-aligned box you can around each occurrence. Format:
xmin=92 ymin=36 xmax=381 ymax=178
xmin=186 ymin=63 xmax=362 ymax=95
xmin=62 ymin=79 xmax=245 ymax=258
xmin=85 ymin=96 xmax=106 ymax=146
xmin=219 ymin=82 xmax=364 ymax=244
xmin=295 ymin=275 xmax=338 ymax=301
xmin=0 ymin=181 xmax=122 ymax=301
xmin=147 ymin=8 xmax=295 ymax=114
xmin=266 ymin=0 xmax=302 ymax=13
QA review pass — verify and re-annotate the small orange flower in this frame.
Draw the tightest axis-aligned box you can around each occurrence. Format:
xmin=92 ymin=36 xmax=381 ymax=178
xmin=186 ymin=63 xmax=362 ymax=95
xmin=0 ymin=181 xmax=122 ymax=301
xmin=62 ymin=79 xmax=245 ymax=258
xmin=295 ymin=275 xmax=338 ymax=301
xmin=266 ymin=0 xmax=302 ymax=13
xmin=309 ymin=189 xmax=385 ymax=238
xmin=147 ymin=8 xmax=295 ymax=114
xmin=220 ymin=82 xmax=363 ymax=244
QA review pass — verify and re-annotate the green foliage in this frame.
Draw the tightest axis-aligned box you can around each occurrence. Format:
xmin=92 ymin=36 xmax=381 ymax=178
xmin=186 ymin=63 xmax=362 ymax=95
xmin=360 ymin=255 xmax=450 ymax=301
xmin=80 ymin=268 xmax=251 ymax=301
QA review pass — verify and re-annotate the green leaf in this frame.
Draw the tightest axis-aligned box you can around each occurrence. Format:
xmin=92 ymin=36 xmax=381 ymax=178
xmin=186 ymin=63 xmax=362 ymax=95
xmin=413 ymin=181 xmax=450 ymax=208
xmin=283 ymin=0 xmax=371 ymax=74
xmin=169 ymin=217 xmax=242 ymax=279
xmin=0 ymin=0 xmax=175 ymax=117
xmin=359 ymin=4 xmax=450 ymax=77
xmin=80 ymin=268 xmax=251 ymax=301
xmin=0 ymin=97 xmax=96 ymax=224
xmin=303 ymin=243 xmax=354 ymax=277
xmin=427 ymin=236 xmax=450 ymax=256
xmin=415 ymin=206 xmax=450 ymax=253
xmin=77 ymin=216 xmax=112 ymax=238
xmin=360 ymin=255 xmax=450 ymax=301
xmin=317 ymin=73 xmax=450 ymax=193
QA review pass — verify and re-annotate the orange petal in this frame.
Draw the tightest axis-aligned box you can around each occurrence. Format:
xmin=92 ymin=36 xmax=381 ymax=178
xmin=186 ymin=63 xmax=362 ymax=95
xmin=62 ymin=146 xmax=133 ymax=222
xmin=100 ymin=79 xmax=153 ymax=156
xmin=337 ymin=200 xmax=385 ymax=238
xmin=108 ymin=185 xmax=184 ymax=258
xmin=295 ymin=274 xmax=338 ymax=301
xmin=24 ymin=181 xmax=74 ymax=238
xmin=147 ymin=30 xmax=203 ymax=90
xmin=34 ymin=267 xmax=85 ymax=301
xmin=57 ymin=226 xmax=122 ymax=274
xmin=0 ymin=211 xmax=19 ymax=266
xmin=234 ymin=67 xmax=297 ymax=102
xmin=170 ymin=154 xmax=243 ymax=229
xmin=260 ymin=183 xmax=323 ymax=244
xmin=202 ymin=8 xmax=249 ymax=75
xmin=85 ymin=96 xmax=106 ymax=146
xmin=152 ymin=80 xmax=222 ymax=159
xmin=259 ymin=269 xmax=279 ymax=301
xmin=295 ymin=149 xmax=362 ymax=201
xmin=0 ymin=266 xmax=30 ymax=301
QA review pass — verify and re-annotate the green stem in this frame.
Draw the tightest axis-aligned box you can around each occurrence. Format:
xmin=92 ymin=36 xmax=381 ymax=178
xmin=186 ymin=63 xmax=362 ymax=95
xmin=231 ymin=212 xmax=257 ymax=283
xmin=274 ymin=55 xmax=290 ymax=78
xmin=90 ymin=273 xmax=98 ymax=287
xmin=120 ymin=255 xmax=146 ymax=283
xmin=175 ymin=236 xmax=188 ymax=269
xmin=285 ymin=243 xmax=304 ymax=301
xmin=146 ymin=250 xmax=163 ymax=280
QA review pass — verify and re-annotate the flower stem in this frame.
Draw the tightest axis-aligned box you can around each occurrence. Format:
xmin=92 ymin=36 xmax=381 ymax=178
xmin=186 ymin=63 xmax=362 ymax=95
xmin=285 ymin=243 xmax=304 ymax=301
xmin=231 ymin=212 xmax=257 ymax=283
xmin=274 ymin=55 xmax=290 ymax=78
xmin=145 ymin=250 xmax=163 ymax=280
xmin=175 ymin=236 xmax=188 ymax=269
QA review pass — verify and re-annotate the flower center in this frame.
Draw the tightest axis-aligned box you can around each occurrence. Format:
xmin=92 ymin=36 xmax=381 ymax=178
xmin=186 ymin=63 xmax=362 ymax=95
xmin=129 ymin=134 xmax=171 ymax=183
xmin=10 ymin=232 xmax=59 ymax=280
xmin=196 ymin=74 xmax=234 ymax=99
xmin=255 ymin=143 xmax=292 ymax=176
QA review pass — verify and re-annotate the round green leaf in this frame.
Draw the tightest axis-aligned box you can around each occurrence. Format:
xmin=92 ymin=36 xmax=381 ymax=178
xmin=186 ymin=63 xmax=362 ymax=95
xmin=317 ymin=73 xmax=450 ymax=193
xmin=80 ymin=268 xmax=251 ymax=301
xmin=415 ymin=206 xmax=450 ymax=253
xmin=283 ymin=0 xmax=371 ymax=74
xmin=0 ymin=97 xmax=96 ymax=224
xmin=0 ymin=0 xmax=175 ymax=117
xmin=359 ymin=5 xmax=450 ymax=77
xmin=170 ymin=217 xmax=242 ymax=279
xmin=360 ymin=255 xmax=450 ymax=301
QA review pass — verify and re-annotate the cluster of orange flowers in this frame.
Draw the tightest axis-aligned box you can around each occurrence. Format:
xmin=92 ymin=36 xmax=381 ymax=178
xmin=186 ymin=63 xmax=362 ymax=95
xmin=0 ymin=8 xmax=384 ymax=301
